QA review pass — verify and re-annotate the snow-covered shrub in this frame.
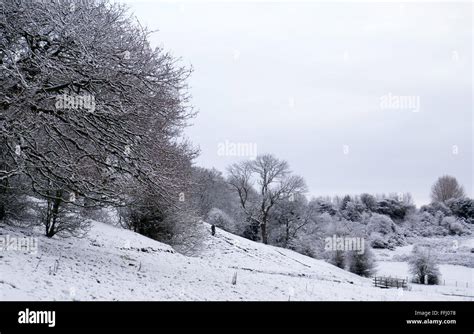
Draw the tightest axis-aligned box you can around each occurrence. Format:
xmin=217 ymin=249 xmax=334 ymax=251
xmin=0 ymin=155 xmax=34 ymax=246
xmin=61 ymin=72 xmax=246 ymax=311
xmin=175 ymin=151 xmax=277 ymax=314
xmin=367 ymin=213 xmax=397 ymax=235
xmin=369 ymin=232 xmax=388 ymax=249
xmin=242 ymin=217 xmax=260 ymax=242
xmin=446 ymin=197 xmax=474 ymax=224
xmin=119 ymin=199 xmax=169 ymax=241
xmin=327 ymin=249 xmax=345 ymax=269
xmin=310 ymin=197 xmax=337 ymax=216
xmin=288 ymin=231 xmax=323 ymax=259
xmin=366 ymin=214 xmax=404 ymax=249
xmin=408 ymin=246 xmax=441 ymax=285
xmin=431 ymin=211 xmax=443 ymax=226
xmin=417 ymin=211 xmax=435 ymax=225
xmin=375 ymin=197 xmax=414 ymax=221
xmin=420 ymin=202 xmax=452 ymax=217
xmin=207 ymin=208 xmax=234 ymax=231
xmin=359 ymin=212 xmax=372 ymax=225
xmin=409 ymin=211 xmax=448 ymax=237
xmin=281 ymin=213 xmax=328 ymax=259
xmin=441 ymin=216 xmax=465 ymax=235
xmin=360 ymin=193 xmax=377 ymax=212
xmin=119 ymin=192 xmax=204 ymax=255
xmin=317 ymin=212 xmax=336 ymax=226
xmin=347 ymin=247 xmax=376 ymax=277
xmin=167 ymin=206 xmax=206 ymax=256
xmin=340 ymin=200 xmax=365 ymax=222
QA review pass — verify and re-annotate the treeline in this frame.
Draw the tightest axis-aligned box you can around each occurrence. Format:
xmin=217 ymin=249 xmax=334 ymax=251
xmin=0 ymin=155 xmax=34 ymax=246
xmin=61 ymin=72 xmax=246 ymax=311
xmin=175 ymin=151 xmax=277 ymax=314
xmin=191 ymin=158 xmax=473 ymax=275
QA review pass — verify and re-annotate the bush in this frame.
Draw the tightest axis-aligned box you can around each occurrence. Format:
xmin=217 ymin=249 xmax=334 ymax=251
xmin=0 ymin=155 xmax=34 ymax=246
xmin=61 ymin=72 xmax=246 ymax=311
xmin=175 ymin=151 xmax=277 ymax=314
xmin=444 ymin=217 xmax=465 ymax=235
xmin=340 ymin=200 xmax=365 ymax=222
xmin=409 ymin=211 xmax=450 ymax=237
xmin=408 ymin=246 xmax=441 ymax=285
xmin=35 ymin=194 xmax=91 ymax=238
xmin=367 ymin=214 xmax=397 ymax=235
xmin=347 ymin=247 xmax=376 ymax=277
xmin=310 ymin=198 xmax=337 ymax=216
xmin=242 ymin=218 xmax=260 ymax=242
xmin=366 ymin=214 xmax=404 ymax=249
xmin=119 ymin=203 xmax=169 ymax=241
xmin=207 ymin=208 xmax=235 ymax=232
xmin=119 ymin=196 xmax=204 ymax=255
xmin=360 ymin=193 xmax=377 ymax=212
xmin=166 ymin=206 xmax=206 ymax=256
xmin=369 ymin=232 xmax=389 ymax=249
xmin=327 ymin=249 xmax=345 ymax=269
xmin=446 ymin=197 xmax=474 ymax=223
xmin=420 ymin=202 xmax=452 ymax=217
xmin=375 ymin=198 xmax=414 ymax=221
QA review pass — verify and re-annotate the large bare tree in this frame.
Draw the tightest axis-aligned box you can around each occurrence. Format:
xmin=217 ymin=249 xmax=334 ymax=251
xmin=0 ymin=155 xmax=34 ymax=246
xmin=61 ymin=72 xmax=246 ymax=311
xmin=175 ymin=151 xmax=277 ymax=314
xmin=430 ymin=175 xmax=465 ymax=203
xmin=228 ymin=154 xmax=306 ymax=244
xmin=0 ymin=0 xmax=196 ymax=235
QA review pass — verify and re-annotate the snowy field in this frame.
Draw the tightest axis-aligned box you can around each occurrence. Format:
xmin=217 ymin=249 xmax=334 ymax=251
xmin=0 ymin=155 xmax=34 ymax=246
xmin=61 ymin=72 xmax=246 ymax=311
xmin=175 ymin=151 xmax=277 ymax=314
xmin=374 ymin=261 xmax=473 ymax=298
xmin=0 ymin=220 xmax=472 ymax=301
xmin=373 ymin=242 xmax=473 ymax=300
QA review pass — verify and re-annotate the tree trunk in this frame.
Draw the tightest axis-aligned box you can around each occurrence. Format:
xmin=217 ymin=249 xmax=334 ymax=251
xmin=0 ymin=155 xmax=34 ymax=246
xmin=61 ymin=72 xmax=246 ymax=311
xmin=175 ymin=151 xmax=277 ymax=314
xmin=261 ymin=222 xmax=268 ymax=244
xmin=285 ymin=222 xmax=290 ymax=248
xmin=0 ymin=177 xmax=9 ymax=221
xmin=46 ymin=190 xmax=63 ymax=238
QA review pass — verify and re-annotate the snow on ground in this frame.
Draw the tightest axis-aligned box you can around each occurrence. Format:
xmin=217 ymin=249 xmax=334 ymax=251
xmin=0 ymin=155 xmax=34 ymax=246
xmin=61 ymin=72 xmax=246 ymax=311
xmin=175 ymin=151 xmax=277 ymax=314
xmin=373 ymin=240 xmax=474 ymax=300
xmin=375 ymin=261 xmax=473 ymax=298
xmin=0 ymin=221 xmax=472 ymax=301
xmin=373 ymin=244 xmax=414 ymax=262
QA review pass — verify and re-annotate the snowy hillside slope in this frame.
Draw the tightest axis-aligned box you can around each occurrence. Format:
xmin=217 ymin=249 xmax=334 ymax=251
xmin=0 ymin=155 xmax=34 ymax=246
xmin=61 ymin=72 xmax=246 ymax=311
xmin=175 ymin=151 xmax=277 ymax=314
xmin=0 ymin=220 xmax=471 ymax=301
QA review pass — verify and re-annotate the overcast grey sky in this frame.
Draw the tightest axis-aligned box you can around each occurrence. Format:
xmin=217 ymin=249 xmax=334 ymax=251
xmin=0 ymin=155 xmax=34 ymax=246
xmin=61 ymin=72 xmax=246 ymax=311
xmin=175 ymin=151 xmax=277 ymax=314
xmin=123 ymin=0 xmax=472 ymax=206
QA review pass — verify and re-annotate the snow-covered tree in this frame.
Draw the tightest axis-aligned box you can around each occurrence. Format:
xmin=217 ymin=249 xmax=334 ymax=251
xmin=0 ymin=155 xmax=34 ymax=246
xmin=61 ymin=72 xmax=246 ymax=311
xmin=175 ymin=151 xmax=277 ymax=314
xmin=207 ymin=208 xmax=235 ymax=232
xmin=441 ymin=216 xmax=466 ymax=236
xmin=446 ymin=197 xmax=474 ymax=223
xmin=1 ymin=0 xmax=196 ymax=236
xmin=408 ymin=246 xmax=441 ymax=285
xmin=37 ymin=192 xmax=91 ymax=238
xmin=374 ymin=196 xmax=414 ymax=221
xmin=367 ymin=213 xmax=397 ymax=236
xmin=431 ymin=175 xmax=465 ymax=203
xmin=347 ymin=247 xmax=376 ymax=277
xmin=189 ymin=167 xmax=244 ymax=232
xmin=366 ymin=213 xmax=404 ymax=249
xmin=269 ymin=194 xmax=317 ymax=248
xmin=360 ymin=193 xmax=377 ymax=212
xmin=227 ymin=154 xmax=306 ymax=244
xmin=328 ymin=249 xmax=346 ymax=269
xmin=340 ymin=199 xmax=365 ymax=222
xmin=309 ymin=197 xmax=337 ymax=216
